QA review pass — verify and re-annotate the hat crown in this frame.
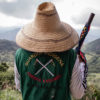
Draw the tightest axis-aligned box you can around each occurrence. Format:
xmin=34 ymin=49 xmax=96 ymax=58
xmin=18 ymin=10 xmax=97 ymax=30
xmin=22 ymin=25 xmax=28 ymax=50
xmin=33 ymin=2 xmax=61 ymax=32
xmin=38 ymin=2 xmax=56 ymax=15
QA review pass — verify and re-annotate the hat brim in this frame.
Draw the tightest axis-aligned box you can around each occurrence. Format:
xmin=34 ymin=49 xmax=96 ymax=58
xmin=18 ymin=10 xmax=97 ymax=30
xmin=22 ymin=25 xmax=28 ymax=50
xmin=16 ymin=22 xmax=79 ymax=52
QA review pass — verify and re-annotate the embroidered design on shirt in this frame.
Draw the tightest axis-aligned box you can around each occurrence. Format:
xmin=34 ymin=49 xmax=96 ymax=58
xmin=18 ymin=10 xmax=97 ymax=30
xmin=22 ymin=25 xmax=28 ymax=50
xmin=27 ymin=72 xmax=41 ymax=82
xmin=46 ymin=75 xmax=61 ymax=83
xmin=25 ymin=53 xmax=64 ymax=67
xmin=35 ymin=59 xmax=54 ymax=77
xmin=27 ymin=72 xmax=61 ymax=83
xmin=46 ymin=53 xmax=64 ymax=67
xmin=25 ymin=53 xmax=41 ymax=66
xmin=26 ymin=53 xmax=63 ymax=84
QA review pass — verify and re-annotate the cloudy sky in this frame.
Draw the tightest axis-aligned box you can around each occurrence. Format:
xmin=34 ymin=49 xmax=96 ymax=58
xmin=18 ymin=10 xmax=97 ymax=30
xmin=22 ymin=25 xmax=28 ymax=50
xmin=0 ymin=0 xmax=100 ymax=29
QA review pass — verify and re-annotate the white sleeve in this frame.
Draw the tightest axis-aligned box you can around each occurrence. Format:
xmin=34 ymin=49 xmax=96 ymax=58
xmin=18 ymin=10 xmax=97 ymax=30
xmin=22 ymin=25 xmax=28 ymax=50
xmin=70 ymin=55 xmax=86 ymax=99
xmin=14 ymin=62 xmax=21 ymax=92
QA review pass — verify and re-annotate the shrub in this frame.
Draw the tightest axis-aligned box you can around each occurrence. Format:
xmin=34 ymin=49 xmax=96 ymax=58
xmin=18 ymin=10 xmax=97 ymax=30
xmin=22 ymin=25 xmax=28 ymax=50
xmin=81 ymin=85 xmax=100 ymax=100
xmin=0 ymin=62 xmax=9 ymax=72
xmin=0 ymin=64 xmax=14 ymax=90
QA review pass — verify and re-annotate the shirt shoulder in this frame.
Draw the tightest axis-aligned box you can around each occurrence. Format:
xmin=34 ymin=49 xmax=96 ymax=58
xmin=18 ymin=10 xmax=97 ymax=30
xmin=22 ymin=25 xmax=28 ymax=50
xmin=15 ymin=48 xmax=33 ymax=57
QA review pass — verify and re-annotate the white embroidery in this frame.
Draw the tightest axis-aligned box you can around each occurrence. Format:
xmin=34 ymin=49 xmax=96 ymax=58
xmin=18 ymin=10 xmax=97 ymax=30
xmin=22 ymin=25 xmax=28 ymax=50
xmin=35 ymin=59 xmax=54 ymax=77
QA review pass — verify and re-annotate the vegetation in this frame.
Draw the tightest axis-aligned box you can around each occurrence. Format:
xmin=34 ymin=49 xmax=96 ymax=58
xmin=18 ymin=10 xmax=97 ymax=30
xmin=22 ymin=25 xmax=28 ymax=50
xmin=0 ymin=62 xmax=9 ymax=72
xmin=0 ymin=63 xmax=14 ymax=90
xmin=0 ymin=39 xmax=100 ymax=100
xmin=84 ymin=38 xmax=100 ymax=54
xmin=0 ymin=39 xmax=18 ymax=66
xmin=80 ymin=85 xmax=100 ymax=100
xmin=0 ymin=39 xmax=18 ymax=53
xmin=0 ymin=89 xmax=22 ymax=100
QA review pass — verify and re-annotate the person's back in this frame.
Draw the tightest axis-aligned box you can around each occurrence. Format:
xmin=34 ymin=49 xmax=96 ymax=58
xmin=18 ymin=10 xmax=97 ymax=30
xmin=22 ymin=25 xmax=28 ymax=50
xmin=15 ymin=48 xmax=77 ymax=100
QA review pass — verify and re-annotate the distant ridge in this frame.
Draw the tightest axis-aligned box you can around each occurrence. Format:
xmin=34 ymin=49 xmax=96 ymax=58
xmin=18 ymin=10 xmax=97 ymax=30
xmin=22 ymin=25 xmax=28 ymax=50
xmin=83 ymin=38 xmax=100 ymax=73
xmin=0 ymin=27 xmax=100 ymax=43
xmin=0 ymin=39 xmax=18 ymax=65
xmin=0 ymin=39 xmax=18 ymax=53
xmin=0 ymin=27 xmax=20 ymax=41
xmin=84 ymin=38 xmax=100 ymax=54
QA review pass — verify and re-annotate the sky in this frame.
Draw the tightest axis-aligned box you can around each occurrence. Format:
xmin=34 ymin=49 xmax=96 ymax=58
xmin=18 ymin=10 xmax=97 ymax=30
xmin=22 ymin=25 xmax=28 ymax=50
xmin=0 ymin=0 xmax=100 ymax=29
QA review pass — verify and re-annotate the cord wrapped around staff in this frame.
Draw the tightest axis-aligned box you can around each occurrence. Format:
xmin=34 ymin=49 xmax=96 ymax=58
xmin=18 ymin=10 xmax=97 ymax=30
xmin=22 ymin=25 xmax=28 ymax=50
xmin=75 ymin=13 xmax=95 ymax=89
xmin=76 ymin=13 xmax=95 ymax=54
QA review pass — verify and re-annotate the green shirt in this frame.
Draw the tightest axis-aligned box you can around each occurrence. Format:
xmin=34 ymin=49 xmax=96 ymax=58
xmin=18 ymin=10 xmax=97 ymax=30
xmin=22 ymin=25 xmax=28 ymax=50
xmin=15 ymin=48 xmax=77 ymax=100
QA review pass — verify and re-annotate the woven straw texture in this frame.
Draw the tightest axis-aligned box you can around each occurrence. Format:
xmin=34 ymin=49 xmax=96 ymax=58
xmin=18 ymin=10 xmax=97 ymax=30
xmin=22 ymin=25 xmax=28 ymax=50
xmin=16 ymin=2 xmax=79 ymax=52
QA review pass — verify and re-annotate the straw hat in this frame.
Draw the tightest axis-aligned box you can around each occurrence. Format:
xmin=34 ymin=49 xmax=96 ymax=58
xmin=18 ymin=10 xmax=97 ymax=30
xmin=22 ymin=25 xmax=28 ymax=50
xmin=16 ymin=2 xmax=79 ymax=52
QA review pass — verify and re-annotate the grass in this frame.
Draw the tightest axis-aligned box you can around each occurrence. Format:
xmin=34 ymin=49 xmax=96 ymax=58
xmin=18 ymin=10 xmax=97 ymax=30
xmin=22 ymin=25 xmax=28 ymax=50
xmin=85 ymin=54 xmax=93 ymax=61
xmin=0 ymin=52 xmax=15 ymax=66
xmin=87 ymin=73 xmax=100 ymax=89
xmin=85 ymin=53 xmax=100 ymax=73
xmin=86 ymin=53 xmax=100 ymax=89
xmin=0 ymin=67 xmax=14 ymax=90
xmin=0 ymin=89 xmax=22 ymax=100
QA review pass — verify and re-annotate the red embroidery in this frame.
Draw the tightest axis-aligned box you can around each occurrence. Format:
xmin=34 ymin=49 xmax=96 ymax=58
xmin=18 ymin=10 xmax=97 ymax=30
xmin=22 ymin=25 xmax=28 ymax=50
xmin=27 ymin=72 xmax=61 ymax=83
xmin=27 ymin=72 xmax=41 ymax=82
xmin=43 ymin=80 xmax=45 ymax=83
xmin=46 ymin=75 xmax=61 ymax=83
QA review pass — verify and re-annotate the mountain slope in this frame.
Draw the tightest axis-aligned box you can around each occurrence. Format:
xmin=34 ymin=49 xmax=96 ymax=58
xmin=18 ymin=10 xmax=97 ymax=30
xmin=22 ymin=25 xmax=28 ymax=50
xmin=83 ymin=38 xmax=100 ymax=73
xmin=0 ymin=39 xmax=18 ymax=52
xmin=0 ymin=27 xmax=100 ymax=43
xmin=84 ymin=38 xmax=100 ymax=54
xmin=0 ymin=39 xmax=18 ymax=65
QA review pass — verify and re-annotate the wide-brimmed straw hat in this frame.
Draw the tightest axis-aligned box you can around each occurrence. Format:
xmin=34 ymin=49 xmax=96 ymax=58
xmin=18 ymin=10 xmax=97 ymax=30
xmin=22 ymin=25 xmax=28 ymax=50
xmin=16 ymin=2 xmax=79 ymax=52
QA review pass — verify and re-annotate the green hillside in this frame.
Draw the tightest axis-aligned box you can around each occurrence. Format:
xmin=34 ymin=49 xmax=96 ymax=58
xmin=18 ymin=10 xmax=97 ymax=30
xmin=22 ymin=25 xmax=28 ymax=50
xmin=83 ymin=39 xmax=100 ymax=73
xmin=84 ymin=38 xmax=100 ymax=54
xmin=82 ymin=39 xmax=100 ymax=90
xmin=0 ymin=39 xmax=18 ymax=66
xmin=0 ymin=39 xmax=18 ymax=52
